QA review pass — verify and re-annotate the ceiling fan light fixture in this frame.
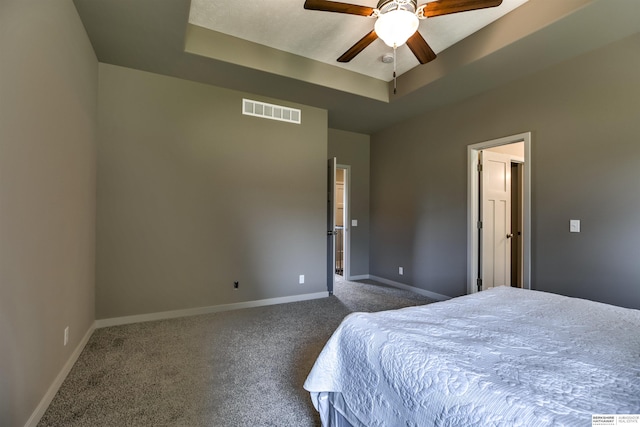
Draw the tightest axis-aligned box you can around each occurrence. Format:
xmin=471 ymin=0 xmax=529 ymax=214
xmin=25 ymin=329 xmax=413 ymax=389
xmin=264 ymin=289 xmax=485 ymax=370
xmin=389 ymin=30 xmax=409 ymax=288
xmin=374 ymin=9 xmax=419 ymax=48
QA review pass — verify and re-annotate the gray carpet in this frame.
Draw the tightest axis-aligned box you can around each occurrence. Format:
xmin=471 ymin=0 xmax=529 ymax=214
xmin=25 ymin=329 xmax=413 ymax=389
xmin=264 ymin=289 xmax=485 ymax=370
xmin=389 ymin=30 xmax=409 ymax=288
xmin=38 ymin=278 xmax=434 ymax=426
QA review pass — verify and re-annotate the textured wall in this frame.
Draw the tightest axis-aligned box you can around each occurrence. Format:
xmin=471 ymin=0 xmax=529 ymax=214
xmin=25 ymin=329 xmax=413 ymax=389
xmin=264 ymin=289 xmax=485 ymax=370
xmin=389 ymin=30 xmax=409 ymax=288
xmin=370 ymin=33 xmax=640 ymax=309
xmin=97 ymin=64 xmax=328 ymax=319
xmin=328 ymin=129 xmax=371 ymax=278
xmin=0 ymin=1 xmax=97 ymax=426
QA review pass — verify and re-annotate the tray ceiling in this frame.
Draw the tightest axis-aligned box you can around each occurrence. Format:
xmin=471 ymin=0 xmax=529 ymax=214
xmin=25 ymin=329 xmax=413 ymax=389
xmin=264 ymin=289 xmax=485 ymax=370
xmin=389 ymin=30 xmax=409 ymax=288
xmin=189 ymin=0 xmax=528 ymax=81
xmin=72 ymin=0 xmax=640 ymax=133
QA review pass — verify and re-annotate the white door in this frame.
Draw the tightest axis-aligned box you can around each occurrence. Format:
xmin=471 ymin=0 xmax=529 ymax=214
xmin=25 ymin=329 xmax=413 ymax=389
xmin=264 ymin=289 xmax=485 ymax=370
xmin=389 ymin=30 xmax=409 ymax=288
xmin=480 ymin=150 xmax=512 ymax=290
xmin=327 ymin=158 xmax=337 ymax=295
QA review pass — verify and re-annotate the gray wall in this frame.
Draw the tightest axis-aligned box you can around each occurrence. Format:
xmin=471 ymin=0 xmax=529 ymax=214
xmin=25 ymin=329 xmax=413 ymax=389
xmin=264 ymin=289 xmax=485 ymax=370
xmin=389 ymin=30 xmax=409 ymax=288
xmin=0 ymin=1 xmax=97 ymax=426
xmin=328 ymin=129 xmax=370 ymax=278
xmin=370 ymin=33 xmax=640 ymax=309
xmin=97 ymin=64 xmax=328 ymax=319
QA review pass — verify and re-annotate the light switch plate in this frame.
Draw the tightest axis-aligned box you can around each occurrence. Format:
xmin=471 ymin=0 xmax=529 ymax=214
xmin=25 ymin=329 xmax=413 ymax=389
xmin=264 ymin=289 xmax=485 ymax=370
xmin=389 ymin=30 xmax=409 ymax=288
xmin=351 ymin=219 xmax=358 ymax=227
xmin=570 ymin=219 xmax=580 ymax=233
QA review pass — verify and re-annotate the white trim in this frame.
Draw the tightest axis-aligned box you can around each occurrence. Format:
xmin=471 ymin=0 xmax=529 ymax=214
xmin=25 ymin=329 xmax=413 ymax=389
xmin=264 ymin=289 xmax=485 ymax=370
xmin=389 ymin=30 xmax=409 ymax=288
xmin=467 ymin=132 xmax=532 ymax=295
xmin=25 ymin=324 xmax=95 ymax=427
xmin=95 ymin=292 xmax=330 ymax=328
xmin=368 ymin=275 xmax=451 ymax=301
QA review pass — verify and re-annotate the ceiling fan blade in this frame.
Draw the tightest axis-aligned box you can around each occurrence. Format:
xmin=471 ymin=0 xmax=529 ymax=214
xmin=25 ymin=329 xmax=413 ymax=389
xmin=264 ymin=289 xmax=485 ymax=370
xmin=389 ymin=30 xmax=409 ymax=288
xmin=406 ymin=32 xmax=437 ymax=64
xmin=304 ymin=0 xmax=375 ymax=16
xmin=338 ymin=30 xmax=378 ymax=62
xmin=422 ymin=0 xmax=503 ymax=18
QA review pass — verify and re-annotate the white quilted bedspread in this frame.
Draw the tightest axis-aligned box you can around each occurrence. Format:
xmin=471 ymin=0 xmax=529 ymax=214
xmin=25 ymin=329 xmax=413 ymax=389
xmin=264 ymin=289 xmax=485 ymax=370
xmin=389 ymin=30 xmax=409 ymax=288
xmin=304 ymin=287 xmax=640 ymax=426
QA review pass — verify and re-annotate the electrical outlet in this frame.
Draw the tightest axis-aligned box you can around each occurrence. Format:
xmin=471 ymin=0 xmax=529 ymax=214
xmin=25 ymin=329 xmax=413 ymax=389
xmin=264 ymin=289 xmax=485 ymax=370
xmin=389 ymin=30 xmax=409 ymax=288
xmin=233 ymin=281 xmax=239 ymax=289
xmin=299 ymin=275 xmax=305 ymax=284
xmin=64 ymin=326 xmax=69 ymax=346
xmin=399 ymin=267 xmax=404 ymax=275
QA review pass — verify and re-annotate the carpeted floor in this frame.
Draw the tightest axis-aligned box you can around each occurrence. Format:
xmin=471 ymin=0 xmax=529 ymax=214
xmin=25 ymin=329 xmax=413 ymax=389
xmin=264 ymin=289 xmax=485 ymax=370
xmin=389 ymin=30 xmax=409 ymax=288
xmin=38 ymin=278 xmax=434 ymax=427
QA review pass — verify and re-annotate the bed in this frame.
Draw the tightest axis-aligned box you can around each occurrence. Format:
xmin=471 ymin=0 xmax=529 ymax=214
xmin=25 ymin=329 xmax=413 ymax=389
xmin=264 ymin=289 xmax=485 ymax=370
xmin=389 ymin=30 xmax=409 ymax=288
xmin=304 ymin=286 xmax=640 ymax=426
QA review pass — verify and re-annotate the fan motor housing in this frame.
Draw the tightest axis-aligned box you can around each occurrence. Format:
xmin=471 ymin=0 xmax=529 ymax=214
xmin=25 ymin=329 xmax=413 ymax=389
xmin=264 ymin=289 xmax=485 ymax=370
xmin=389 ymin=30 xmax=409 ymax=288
xmin=377 ymin=0 xmax=418 ymax=14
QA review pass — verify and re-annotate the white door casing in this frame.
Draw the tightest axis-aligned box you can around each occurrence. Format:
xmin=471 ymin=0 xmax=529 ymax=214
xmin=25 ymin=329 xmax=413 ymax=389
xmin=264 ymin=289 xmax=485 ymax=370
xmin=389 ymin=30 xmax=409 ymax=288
xmin=480 ymin=150 xmax=512 ymax=289
xmin=467 ymin=132 xmax=531 ymax=295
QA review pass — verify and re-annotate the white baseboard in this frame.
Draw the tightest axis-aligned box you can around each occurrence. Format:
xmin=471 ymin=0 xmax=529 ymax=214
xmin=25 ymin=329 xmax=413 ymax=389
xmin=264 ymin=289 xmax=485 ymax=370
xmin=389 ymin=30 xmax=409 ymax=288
xmin=25 ymin=323 xmax=95 ymax=427
xmin=95 ymin=291 xmax=330 ymax=328
xmin=368 ymin=275 xmax=451 ymax=301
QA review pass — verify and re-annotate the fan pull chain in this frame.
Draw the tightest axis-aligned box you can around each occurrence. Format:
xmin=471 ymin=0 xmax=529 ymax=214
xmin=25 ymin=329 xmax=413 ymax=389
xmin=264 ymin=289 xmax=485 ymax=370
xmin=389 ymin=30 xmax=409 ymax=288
xmin=393 ymin=44 xmax=397 ymax=95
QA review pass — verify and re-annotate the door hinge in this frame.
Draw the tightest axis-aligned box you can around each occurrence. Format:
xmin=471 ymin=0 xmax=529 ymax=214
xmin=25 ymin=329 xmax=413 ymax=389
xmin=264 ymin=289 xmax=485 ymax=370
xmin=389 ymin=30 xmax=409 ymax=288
xmin=477 ymin=221 xmax=482 ymax=229
xmin=477 ymin=278 xmax=482 ymax=292
xmin=477 ymin=163 xmax=483 ymax=172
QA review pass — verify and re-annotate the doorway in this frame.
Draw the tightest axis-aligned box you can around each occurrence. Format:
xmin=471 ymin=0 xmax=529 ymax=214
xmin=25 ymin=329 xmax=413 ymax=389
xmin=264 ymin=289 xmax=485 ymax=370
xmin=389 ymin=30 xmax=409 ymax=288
xmin=334 ymin=165 xmax=350 ymax=282
xmin=335 ymin=168 xmax=346 ymax=278
xmin=480 ymin=145 xmax=524 ymax=289
xmin=327 ymin=159 xmax=350 ymax=295
xmin=511 ymin=161 xmax=524 ymax=287
xmin=467 ymin=132 xmax=531 ymax=294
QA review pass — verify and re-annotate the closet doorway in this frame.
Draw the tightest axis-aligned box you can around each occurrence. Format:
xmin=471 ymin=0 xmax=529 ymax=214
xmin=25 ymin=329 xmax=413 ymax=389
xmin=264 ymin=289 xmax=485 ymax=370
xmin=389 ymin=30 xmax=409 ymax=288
xmin=467 ymin=132 xmax=531 ymax=294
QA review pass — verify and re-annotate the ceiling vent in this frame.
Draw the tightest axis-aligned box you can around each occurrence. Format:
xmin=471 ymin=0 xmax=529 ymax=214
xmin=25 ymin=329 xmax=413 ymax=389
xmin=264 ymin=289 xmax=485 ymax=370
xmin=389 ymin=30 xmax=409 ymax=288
xmin=243 ymin=98 xmax=301 ymax=124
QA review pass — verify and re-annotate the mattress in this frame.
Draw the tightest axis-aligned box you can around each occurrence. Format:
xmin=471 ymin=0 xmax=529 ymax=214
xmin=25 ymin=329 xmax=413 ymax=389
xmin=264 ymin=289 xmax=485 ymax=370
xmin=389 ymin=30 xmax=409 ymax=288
xmin=304 ymin=286 xmax=640 ymax=426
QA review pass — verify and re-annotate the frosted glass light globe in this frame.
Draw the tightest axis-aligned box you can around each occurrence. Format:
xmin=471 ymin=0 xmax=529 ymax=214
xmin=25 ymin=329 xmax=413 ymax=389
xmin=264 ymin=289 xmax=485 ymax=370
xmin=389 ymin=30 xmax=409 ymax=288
xmin=374 ymin=9 xmax=419 ymax=47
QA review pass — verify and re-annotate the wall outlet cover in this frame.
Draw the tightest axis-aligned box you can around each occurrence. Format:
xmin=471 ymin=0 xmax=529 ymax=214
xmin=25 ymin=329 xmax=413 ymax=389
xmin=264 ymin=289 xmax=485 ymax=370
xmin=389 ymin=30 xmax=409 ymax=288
xmin=570 ymin=219 xmax=581 ymax=233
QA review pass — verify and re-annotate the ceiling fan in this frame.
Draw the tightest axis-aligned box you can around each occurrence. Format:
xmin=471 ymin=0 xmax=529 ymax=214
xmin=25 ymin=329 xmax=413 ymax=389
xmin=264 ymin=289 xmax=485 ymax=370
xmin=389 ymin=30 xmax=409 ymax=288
xmin=303 ymin=0 xmax=504 ymax=65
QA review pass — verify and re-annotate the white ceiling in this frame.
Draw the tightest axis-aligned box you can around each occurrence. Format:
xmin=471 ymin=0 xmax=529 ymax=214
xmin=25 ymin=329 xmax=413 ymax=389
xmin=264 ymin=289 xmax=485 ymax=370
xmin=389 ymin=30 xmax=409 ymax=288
xmin=189 ymin=0 xmax=529 ymax=81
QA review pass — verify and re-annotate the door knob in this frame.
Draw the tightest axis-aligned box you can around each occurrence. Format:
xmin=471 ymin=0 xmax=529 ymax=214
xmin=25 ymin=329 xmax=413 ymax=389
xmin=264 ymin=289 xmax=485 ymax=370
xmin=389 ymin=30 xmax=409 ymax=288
xmin=506 ymin=233 xmax=513 ymax=239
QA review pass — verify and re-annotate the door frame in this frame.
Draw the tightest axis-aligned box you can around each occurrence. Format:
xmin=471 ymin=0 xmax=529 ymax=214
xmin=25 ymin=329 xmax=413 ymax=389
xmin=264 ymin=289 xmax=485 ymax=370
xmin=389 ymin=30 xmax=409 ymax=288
xmin=467 ymin=132 xmax=532 ymax=294
xmin=327 ymin=157 xmax=336 ymax=295
xmin=337 ymin=164 xmax=351 ymax=281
